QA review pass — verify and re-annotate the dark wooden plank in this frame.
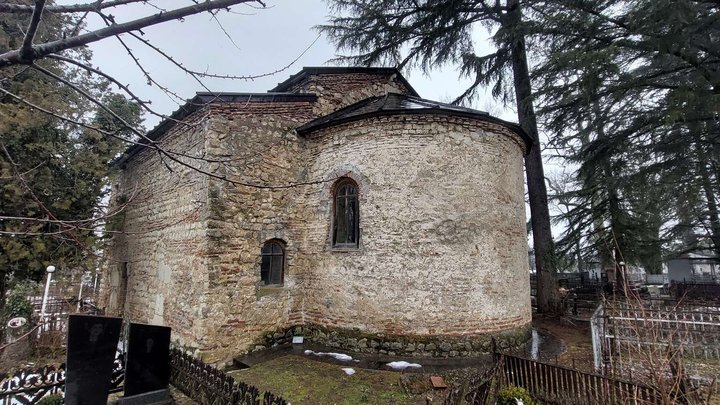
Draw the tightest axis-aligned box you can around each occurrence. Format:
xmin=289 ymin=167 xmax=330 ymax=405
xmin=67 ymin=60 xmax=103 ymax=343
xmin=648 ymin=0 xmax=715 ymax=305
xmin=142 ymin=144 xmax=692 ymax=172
xmin=524 ymin=357 xmax=533 ymax=395
xmin=509 ymin=356 xmax=517 ymax=388
xmin=528 ymin=358 xmax=537 ymax=396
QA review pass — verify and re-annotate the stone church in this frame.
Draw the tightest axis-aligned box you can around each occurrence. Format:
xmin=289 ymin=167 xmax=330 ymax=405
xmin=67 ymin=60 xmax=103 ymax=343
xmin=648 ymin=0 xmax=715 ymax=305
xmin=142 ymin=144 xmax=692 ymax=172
xmin=101 ymin=67 xmax=533 ymax=364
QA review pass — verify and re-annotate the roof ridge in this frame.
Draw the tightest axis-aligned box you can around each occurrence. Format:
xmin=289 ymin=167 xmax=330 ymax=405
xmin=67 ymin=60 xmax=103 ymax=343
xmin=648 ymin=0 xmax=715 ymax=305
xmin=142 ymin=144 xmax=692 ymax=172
xmin=270 ymin=66 xmax=419 ymax=97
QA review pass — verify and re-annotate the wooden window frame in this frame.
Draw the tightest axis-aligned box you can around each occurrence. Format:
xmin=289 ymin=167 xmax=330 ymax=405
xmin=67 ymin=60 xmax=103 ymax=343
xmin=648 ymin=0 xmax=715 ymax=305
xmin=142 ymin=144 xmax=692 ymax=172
xmin=332 ymin=178 xmax=360 ymax=248
xmin=260 ymin=240 xmax=285 ymax=286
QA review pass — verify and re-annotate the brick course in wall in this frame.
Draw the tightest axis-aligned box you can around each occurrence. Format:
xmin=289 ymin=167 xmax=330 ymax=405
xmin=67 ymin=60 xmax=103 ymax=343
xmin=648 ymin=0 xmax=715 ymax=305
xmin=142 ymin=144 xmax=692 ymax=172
xmin=103 ymin=68 xmax=532 ymax=365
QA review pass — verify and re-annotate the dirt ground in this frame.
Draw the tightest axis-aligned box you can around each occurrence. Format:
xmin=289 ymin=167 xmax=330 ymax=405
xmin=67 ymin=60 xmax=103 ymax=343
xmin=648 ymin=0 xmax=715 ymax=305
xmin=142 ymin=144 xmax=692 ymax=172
xmin=532 ymin=315 xmax=596 ymax=372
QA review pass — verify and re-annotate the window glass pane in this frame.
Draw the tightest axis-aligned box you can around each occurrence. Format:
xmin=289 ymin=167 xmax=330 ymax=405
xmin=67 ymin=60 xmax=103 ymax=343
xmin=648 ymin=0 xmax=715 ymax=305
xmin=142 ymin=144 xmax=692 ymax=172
xmin=336 ymin=197 xmax=348 ymax=243
xmin=270 ymin=256 xmax=283 ymax=284
xmin=271 ymin=243 xmax=282 ymax=254
xmin=347 ymin=196 xmax=357 ymax=243
xmin=333 ymin=180 xmax=359 ymax=246
xmin=261 ymin=244 xmax=272 ymax=255
xmin=260 ymin=255 xmax=270 ymax=284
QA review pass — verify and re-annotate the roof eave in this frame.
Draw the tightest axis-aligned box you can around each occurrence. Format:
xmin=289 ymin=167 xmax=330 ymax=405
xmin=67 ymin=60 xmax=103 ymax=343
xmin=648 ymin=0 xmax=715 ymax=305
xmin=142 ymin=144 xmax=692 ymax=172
xmin=113 ymin=92 xmax=319 ymax=167
xmin=296 ymin=108 xmax=534 ymax=153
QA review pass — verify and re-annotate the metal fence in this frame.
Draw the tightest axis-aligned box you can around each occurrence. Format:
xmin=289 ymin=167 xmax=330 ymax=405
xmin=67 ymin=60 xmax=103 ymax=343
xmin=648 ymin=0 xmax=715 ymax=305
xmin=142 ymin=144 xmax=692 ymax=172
xmin=500 ymin=353 xmax=661 ymax=404
xmin=673 ymin=282 xmax=720 ymax=302
xmin=169 ymin=348 xmax=287 ymax=405
xmin=0 ymin=350 xmax=124 ymax=405
xmin=592 ymin=301 xmax=720 ymax=370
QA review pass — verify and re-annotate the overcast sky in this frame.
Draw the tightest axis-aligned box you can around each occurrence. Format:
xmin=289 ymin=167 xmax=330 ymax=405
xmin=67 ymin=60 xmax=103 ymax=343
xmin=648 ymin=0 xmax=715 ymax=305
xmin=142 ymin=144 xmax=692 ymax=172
xmin=57 ymin=0 xmax=512 ymax=128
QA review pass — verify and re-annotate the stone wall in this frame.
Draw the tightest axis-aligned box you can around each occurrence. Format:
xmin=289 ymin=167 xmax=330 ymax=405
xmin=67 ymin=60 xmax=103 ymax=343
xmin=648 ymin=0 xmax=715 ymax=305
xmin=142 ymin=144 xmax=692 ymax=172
xmin=255 ymin=324 xmax=530 ymax=358
xmin=101 ymin=108 xmax=213 ymax=351
xmin=197 ymin=100 xmax=314 ymax=362
xmin=194 ymin=111 xmax=530 ymax=363
xmin=297 ymin=115 xmax=531 ymax=339
xmin=282 ymin=72 xmax=414 ymax=116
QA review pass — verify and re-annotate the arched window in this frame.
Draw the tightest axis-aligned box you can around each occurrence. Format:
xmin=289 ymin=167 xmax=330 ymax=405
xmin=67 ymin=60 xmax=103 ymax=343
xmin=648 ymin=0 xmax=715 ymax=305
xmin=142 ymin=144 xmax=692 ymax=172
xmin=333 ymin=178 xmax=359 ymax=247
xmin=260 ymin=240 xmax=285 ymax=285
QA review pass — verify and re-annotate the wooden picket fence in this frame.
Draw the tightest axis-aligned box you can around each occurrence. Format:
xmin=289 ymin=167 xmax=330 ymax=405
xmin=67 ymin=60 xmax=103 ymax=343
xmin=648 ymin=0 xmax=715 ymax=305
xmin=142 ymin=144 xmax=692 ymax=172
xmin=500 ymin=353 xmax=661 ymax=404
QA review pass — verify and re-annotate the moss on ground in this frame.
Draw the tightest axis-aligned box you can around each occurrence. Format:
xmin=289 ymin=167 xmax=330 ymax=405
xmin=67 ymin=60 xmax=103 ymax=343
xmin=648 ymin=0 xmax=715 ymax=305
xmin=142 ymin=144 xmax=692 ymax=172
xmin=228 ymin=355 xmax=426 ymax=404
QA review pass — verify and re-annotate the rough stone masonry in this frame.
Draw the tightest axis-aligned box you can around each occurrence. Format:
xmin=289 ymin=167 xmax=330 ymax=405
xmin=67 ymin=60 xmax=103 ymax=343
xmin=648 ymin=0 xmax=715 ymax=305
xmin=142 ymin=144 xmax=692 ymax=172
xmin=101 ymin=67 xmax=533 ymax=365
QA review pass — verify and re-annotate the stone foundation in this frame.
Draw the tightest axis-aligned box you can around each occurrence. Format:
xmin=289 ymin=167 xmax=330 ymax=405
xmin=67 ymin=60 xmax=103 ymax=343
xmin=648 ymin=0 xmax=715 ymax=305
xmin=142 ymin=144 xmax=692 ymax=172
xmin=251 ymin=323 xmax=532 ymax=358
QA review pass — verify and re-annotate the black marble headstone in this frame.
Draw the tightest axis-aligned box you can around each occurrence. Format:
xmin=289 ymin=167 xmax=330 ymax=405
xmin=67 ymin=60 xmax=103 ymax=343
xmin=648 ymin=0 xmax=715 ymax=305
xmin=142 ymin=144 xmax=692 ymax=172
xmin=124 ymin=323 xmax=171 ymax=397
xmin=65 ymin=314 xmax=123 ymax=405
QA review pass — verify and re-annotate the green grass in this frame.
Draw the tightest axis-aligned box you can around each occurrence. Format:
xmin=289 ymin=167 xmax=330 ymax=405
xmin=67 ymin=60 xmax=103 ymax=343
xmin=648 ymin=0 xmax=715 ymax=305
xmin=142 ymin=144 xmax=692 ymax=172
xmin=228 ymin=355 xmax=426 ymax=405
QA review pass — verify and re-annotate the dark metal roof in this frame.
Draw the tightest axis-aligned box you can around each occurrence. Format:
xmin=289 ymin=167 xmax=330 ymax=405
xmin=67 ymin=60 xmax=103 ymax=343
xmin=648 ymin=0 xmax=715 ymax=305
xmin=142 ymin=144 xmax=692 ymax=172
xmin=295 ymin=93 xmax=533 ymax=152
xmin=115 ymin=92 xmax=317 ymax=166
xmin=270 ymin=66 xmax=420 ymax=97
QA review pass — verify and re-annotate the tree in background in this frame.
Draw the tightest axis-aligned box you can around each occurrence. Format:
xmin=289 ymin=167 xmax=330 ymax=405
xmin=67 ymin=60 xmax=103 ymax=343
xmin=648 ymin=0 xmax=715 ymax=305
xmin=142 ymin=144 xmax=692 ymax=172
xmin=533 ymin=0 xmax=720 ymax=271
xmin=0 ymin=7 xmax=141 ymax=306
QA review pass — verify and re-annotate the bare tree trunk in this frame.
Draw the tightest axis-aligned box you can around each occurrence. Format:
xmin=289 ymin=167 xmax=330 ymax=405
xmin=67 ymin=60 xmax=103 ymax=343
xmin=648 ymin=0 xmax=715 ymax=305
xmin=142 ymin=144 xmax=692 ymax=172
xmin=700 ymin=161 xmax=720 ymax=255
xmin=506 ymin=0 xmax=559 ymax=314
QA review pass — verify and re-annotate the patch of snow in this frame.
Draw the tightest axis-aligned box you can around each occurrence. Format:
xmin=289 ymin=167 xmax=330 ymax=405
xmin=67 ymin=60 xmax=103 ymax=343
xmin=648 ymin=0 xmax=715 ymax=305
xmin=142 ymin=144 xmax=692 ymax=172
xmin=530 ymin=328 xmax=540 ymax=360
xmin=341 ymin=367 xmax=355 ymax=375
xmin=303 ymin=350 xmax=354 ymax=362
xmin=385 ymin=361 xmax=422 ymax=370
xmin=326 ymin=352 xmax=353 ymax=361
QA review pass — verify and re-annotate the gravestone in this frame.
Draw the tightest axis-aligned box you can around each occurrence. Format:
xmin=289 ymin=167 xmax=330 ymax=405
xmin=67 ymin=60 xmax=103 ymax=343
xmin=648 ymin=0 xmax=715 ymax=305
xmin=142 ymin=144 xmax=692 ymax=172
xmin=124 ymin=323 xmax=171 ymax=396
xmin=65 ymin=314 xmax=122 ymax=405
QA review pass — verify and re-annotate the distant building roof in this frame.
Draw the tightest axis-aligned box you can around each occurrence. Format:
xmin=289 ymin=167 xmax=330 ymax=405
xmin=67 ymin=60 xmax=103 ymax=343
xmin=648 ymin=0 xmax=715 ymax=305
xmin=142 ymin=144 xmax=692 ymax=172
xmin=676 ymin=251 xmax=720 ymax=260
xmin=296 ymin=92 xmax=533 ymax=152
xmin=270 ymin=66 xmax=420 ymax=97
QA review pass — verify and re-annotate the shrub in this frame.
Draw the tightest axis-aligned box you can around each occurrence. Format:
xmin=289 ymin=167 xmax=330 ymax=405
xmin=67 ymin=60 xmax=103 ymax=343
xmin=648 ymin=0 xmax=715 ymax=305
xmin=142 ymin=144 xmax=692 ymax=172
xmin=36 ymin=394 xmax=63 ymax=405
xmin=1 ymin=281 xmax=36 ymax=324
xmin=497 ymin=385 xmax=540 ymax=405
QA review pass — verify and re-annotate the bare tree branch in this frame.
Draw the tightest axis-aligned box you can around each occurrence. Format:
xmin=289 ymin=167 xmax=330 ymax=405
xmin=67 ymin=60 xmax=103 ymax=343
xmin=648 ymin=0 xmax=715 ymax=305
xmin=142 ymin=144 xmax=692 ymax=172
xmin=0 ymin=86 xmax=147 ymax=147
xmin=0 ymin=1 xmax=152 ymax=14
xmin=46 ymin=53 xmax=193 ymax=127
xmin=19 ymin=0 xmax=46 ymax=61
xmin=0 ymin=0 xmax=265 ymax=67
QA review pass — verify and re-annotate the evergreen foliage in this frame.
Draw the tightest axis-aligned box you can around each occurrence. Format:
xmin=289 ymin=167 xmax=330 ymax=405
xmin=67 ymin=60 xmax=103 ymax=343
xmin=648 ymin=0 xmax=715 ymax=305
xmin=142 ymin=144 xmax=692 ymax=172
xmin=533 ymin=0 xmax=720 ymax=271
xmin=0 ymin=7 xmax=141 ymax=303
xmin=0 ymin=280 xmax=35 ymax=323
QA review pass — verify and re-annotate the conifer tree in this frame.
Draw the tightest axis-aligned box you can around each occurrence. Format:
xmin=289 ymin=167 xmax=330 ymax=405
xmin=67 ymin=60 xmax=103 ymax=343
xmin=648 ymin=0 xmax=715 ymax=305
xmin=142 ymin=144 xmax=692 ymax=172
xmin=533 ymin=0 xmax=720 ymax=269
xmin=0 ymin=9 xmax=141 ymax=305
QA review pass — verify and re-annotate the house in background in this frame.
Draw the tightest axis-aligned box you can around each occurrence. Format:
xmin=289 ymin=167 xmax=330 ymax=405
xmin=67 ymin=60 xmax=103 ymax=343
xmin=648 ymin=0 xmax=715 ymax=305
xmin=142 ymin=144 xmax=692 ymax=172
xmin=668 ymin=251 xmax=720 ymax=283
xmin=100 ymin=67 xmax=533 ymax=364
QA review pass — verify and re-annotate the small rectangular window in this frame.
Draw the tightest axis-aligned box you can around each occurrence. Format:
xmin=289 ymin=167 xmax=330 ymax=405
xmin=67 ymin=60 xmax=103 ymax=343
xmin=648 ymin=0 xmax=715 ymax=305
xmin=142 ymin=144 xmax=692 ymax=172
xmin=260 ymin=240 xmax=285 ymax=285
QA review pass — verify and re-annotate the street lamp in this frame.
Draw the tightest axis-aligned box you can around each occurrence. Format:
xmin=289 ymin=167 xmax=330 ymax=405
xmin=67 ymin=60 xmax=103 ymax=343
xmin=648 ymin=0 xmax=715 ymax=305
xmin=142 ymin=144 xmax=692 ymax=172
xmin=39 ymin=265 xmax=56 ymax=323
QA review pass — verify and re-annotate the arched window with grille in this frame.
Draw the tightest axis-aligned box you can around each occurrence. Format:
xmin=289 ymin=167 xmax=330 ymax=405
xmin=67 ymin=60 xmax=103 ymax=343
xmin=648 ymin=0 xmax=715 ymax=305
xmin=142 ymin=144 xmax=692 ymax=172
xmin=333 ymin=178 xmax=359 ymax=247
xmin=260 ymin=240 xmax=285 ymax=285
